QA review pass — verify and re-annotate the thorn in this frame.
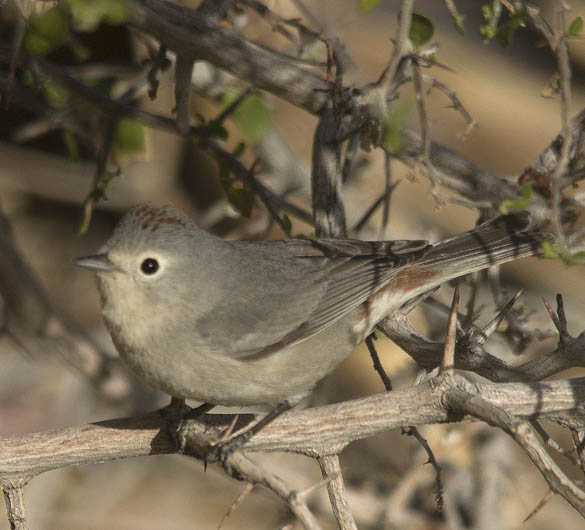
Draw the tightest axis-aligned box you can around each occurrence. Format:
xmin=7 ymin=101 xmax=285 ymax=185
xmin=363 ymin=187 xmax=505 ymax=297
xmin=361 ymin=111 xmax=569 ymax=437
xmin=301 ymin=472 xmax=339 ymax=498
xmin=523 ymin=489 xmax=554 ymax=523
xmin=217 ymin=483 xmax=254 ymax=530
xmin=441 ymin=284 xmax=460 ymax=373
xmin=221 ymin=414 xmax=240 ymax=442
xmin=480 ymin=289 xmax=524 ymax=341
xmin=556 ymin=293 xmax=568 ymax=332
xmin=542 ymin=297 xmax=562 ymax=333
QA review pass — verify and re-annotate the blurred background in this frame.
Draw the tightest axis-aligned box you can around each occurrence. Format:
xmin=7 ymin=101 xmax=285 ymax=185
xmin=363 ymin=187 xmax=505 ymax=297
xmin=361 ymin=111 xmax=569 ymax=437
xmin=2 ymin=0 xmax=585 ymax=528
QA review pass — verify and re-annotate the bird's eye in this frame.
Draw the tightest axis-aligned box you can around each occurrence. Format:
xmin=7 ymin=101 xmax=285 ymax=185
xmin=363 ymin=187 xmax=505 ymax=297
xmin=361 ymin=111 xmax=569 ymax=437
xmin=140 ymin=258 xmax=159 ymax=275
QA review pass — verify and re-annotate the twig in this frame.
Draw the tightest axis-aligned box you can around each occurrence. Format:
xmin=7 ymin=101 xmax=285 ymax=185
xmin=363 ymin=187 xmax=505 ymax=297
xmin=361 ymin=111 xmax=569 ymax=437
xmin=317 ymin=455 xmax=357 ymax=530
xmin=240 ymin=0 xmax=300 ymax=47
xmin=365 ymin=333 xmax=392 ymax=391
xmin=174 ymin=54 xmax=194 ymax=134
xmin=147 ymin=44 xmax=170 ymax=100
xmin=214 ymin=86 xmax=254 ymax=124
xmin=290 ymin=0 xmax=358 ymax=79
xmin=341 ymin=133 xmax=361 ymax=183
xmin=571 ymin=429 xmax=585 ymax=477
xmin=378 ymin=151 xmax=392 ymax=238
xmin=2 ymin=485 xmax=28 ymax=530
xmin=402 ymin=427 xmax=444 ymax=512
xmin=365 ymin=332 xmax=443 ymax=511
xmin=218 ymin=451 xmax=322 ymax=529
xmin=376 ymin=0 xmax=415 ymax=96
xmin=352 ymin=182 xmax=400 ymax=235
xmin=532 ymin=420 xmax=578 ymax=465
xmin=217 ymin=483 xmax=254 ymax=530
xmin=420 ymin=74 xmax=476 ymax=139
xmin=36 ymin=58 xmax=207 ymax=137
xmin=204 ymin=138 xmax=313 ymax=225
xmin=551 ymin=5 xmax=572 ymax=252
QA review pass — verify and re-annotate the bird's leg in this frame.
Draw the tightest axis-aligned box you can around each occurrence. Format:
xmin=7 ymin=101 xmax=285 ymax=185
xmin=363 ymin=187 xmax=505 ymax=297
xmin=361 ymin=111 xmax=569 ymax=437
xmin=212 ymin=400 xmax=292 ymax=469
xmin=161 ymin=396 xmax=187 ymax=420
xmin=163 ymin=398 xmax=215 ymax=452
xmin=186 ymin=402 xmax=215 ymax=418
xmin=169 ymin=395 xmax=185 ymax=409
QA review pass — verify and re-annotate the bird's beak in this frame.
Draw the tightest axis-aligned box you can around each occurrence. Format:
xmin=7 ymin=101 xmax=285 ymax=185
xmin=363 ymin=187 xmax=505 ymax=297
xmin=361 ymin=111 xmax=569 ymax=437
xmin=74 ymin=253 xmax=118 ymax=272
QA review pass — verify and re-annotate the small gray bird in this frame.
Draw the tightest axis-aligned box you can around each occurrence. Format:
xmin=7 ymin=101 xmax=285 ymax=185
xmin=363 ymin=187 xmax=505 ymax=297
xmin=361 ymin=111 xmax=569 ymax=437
xmin=75 ymin=204 xmax=553 ymax=407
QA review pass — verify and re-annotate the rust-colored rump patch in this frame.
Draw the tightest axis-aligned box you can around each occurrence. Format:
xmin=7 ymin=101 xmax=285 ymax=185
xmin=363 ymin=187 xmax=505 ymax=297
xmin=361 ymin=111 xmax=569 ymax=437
xmin=354 ymin=265 xmax=441 ymax=322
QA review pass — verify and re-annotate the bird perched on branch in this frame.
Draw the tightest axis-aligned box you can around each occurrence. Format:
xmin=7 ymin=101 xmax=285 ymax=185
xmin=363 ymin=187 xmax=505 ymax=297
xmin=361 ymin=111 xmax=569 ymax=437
xmin=75 ymin=204 xmax=553 ymax=408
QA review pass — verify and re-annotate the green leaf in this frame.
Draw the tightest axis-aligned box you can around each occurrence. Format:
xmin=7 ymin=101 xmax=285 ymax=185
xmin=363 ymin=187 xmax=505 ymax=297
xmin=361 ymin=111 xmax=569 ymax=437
xmin=500 ymin=182 xmax=532 ymax=213
xmin=227 ymin=187 xmax=253 ymax=218
xmin=64 ymin=0 xmax=128 ymax=32
xmin=562 ymin=250 xmax=585 ymax=265
xmin=235 ymin=94 xmax=271 ymax=143
xmin=71 ymin=41 xmax=91 ymax=61
xmin=382 ymin=102 xmax=411 ymax=155
xmin=62 ymin=129 xmax=80 ymax=160
xmin=78 ymin=168 xmax=120 ymax=234
xmin=358 ymin=0 xmax=381 ymax=15
xmin=568 ymin=16 xmax=584 ymax=37
xmin=221 ymin=90 xmax=270 ymax=143
xmin=451 ymin=13 xmax=465 ymax=35
xmin=206 ymin=120 xmax=229 ymax=140
xmin=113 ymin=119 xmax=146 ymax=156
xmin=233 ymin=142 xmax=246 ymax=158
xmin=410 ymin=11 xmax=434 ymax=48
xmin=24 ymin=7 xmax=69 ymax=55
xmin=41 ymin=78 xmax=70 ymax=109
xmin=541 ymin=241 xmax=560 ymax=259
xmin=495 ymin=11 xmax=527 ymax=47
xmin=281 ymin=214 xmax=292 ymax=235
xmin=218 ymin=162 xmax=231 ymax=190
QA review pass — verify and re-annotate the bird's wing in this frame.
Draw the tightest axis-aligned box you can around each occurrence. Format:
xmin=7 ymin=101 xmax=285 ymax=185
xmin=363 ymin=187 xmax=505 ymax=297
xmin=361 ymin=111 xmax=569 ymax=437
xmin=195 ymin=238 xmax=430 ymax=359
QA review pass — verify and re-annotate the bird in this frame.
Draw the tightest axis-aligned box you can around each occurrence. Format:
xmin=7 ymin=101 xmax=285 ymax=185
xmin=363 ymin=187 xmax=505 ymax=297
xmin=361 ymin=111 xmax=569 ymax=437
xmin=75 ymin=204 xmax=553 ymax=408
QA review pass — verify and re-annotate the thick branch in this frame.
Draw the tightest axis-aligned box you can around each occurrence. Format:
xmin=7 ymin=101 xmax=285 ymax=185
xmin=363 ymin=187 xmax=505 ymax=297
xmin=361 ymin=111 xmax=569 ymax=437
xmin=3 ymin=376 xmax=585 ymax=482
xmin=128 ymin=0 xmax=329 ymax=113
xmin=312 ymin=108 xmax=347 ymax=237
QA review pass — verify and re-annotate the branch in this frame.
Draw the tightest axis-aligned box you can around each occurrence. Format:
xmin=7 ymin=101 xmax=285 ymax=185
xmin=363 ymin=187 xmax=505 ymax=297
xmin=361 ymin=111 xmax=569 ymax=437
xmin=2 ymin=485 xmax=28 ymax=530
xmin=128 ymin=0 xmax=330 ymax=113
xmin=379 ymin=294 xmax=585 ymax=383
xmin=3 ymin=376 xmax=585 ymax=481
xmin=446 ymin=382 xmax=585 ymax=516
xmin=311 ymin=107 xmax=347 ymax=237
xmin=317 ymin=455 xmax=357 ymax=530
xmin=215 ymin=451 xmax=322 ymax=529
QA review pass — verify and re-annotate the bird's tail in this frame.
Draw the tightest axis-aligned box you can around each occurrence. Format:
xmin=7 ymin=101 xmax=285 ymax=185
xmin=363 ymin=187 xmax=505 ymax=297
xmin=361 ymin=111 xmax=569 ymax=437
xmin=415 ymin=212 xmax=555 ymax=283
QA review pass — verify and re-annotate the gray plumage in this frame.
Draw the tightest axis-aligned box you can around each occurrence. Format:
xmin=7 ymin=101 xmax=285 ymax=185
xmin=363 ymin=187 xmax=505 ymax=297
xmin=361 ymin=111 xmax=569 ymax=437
xmin=75 ymin=204 xmax=554 ymax=406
